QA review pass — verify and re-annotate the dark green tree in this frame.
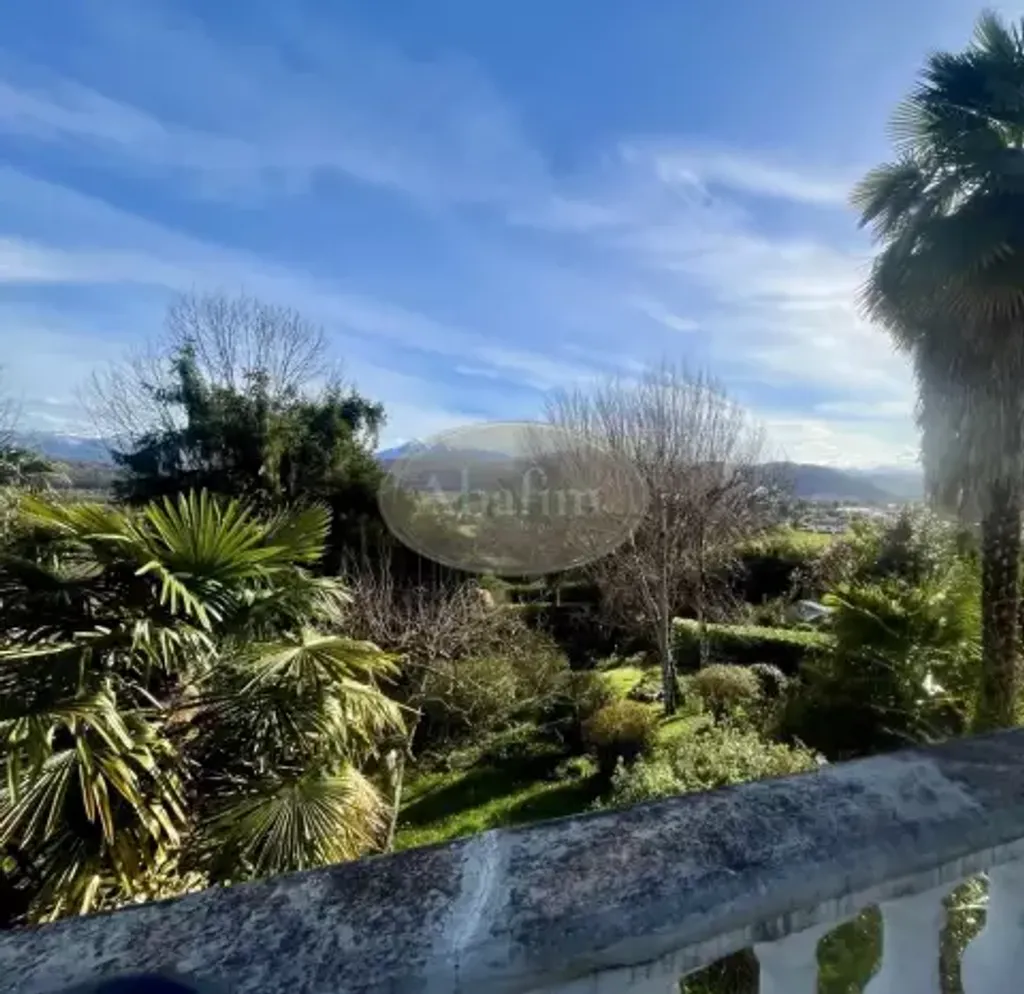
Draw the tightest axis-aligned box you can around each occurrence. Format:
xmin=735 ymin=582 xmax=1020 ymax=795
xmin=853 ymin=10 xmax=1024 ymax=729
xmin=111 ymin=346 xmax=387 ymax=571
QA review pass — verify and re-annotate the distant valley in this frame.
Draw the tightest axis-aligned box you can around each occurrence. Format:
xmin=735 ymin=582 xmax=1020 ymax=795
xmin=19 ymin=433 xmax=924 ymax=504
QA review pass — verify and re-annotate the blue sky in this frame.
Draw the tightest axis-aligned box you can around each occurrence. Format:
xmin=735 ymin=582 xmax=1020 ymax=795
xmin=0 ymin=0 xmax=1016 ymax=466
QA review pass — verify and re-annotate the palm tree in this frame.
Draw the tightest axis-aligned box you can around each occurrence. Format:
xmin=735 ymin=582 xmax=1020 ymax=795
xmin=852 ymin=10 xmax=1024 ymax=730
xmin=0 ymin=490 xmax=401 ymax=923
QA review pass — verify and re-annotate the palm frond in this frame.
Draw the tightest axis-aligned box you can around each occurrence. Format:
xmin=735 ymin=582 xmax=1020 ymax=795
xmin=16 ymin=496 xmax=132 ymax=551
xmin=0 ymin=485 xmax=396 ymax=919
xmin=239 ymin=631 xmax=398 ymax=693
xmin=261 ymin=503 xmax=332 ymax=565
xmin=132 ymin=491 xmax=279 ymax=580
xmin=201 ymin=767 xmax=386 ymax=880
xmin=192 ymin=632 xmax=402 ymax=770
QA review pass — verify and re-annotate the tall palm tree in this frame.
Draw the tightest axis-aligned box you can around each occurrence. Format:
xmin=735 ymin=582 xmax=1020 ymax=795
xmin=0 ymin=490 xmax=401 ymax=922
xmin=852 ymin=10 xmax=1024 ymax=730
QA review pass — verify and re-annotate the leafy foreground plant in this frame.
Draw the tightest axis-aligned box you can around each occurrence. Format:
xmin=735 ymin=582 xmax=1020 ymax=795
xmin=0 ymin=490 xmax=401 ymax=923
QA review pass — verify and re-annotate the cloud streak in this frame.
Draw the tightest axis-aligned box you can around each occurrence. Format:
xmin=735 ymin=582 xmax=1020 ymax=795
xmin=0 ymin=1 xmax=918 ymax=466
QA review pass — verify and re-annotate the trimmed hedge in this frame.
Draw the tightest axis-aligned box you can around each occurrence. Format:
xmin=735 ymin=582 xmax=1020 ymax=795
xmin=673 ymin=618 xmax=834 ymax=675
xmin=735 ymin=528 xmax=833 ymax=602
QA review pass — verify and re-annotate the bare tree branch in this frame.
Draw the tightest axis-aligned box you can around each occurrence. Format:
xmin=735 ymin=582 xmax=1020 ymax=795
xmin=547 ymin=362 xmax=785 ymax=713
xmin=81 ymin=290 xmax=343 ymax=451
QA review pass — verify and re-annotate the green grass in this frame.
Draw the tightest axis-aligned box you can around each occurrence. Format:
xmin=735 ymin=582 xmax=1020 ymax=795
xmin=395 ymin=764 xmax=601 ymax=850
xmin=394 ymin=667 xmax=707 ymax=853
xmin=657 ymin=711 xmax=709 ymax=744
xmin=598 ymin=662 xmax=710 ymax=744
xmin=599 ymin=665 xmax=647 ymax=699
xmin=740 ymin=526 xmax=837 ymax=556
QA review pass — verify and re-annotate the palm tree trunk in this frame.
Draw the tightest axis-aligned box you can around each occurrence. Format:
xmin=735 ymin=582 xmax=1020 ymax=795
xmin=976 ymin=480 xmax=1022 ymax=731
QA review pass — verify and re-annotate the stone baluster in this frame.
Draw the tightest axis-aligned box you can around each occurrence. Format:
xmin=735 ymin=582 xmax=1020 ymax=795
xmin=864 ymin=883 xmax=952 ymax=994
xmin=753 ymin=923 xmax=832 ymax=994
xmin=962 ymin=861 xmax=1024 ymax=994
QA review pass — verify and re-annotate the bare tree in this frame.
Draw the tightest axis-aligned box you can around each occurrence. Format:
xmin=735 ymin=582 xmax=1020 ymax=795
xmin=0 ymin=369 xmax=18 ymax=452
xmin=83 ymin=290 xmax=339 ymax=450
xmin=547 ymin=363 xmax=782 ymax=714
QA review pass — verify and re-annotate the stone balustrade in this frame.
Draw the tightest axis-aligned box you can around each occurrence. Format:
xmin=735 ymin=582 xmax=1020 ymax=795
xmin=4 ymin=730 xmax=1024 ymax=993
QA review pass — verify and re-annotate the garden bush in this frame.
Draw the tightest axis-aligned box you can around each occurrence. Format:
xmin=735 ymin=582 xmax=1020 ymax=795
xmin=673 ymin=618 xmax=834 ymax=675
xmin=476 ymin=574 xmax=511 ymax=604
xmin=735 ymin=528 xmax=832 ymax=602
xmin=541 ymin=669 xmax=616 ymax=751
xmin=781 ymin=569 xmax=978 ymax=760
xmin=583 ymin=700 xmax=660 ymax=775
xmin=690 ymin=664 xmax=761 ymax=720
xmin=747 ymin=663 xmax=788 ymax=698
xmin=604 ymin=724 xmax=821 ymax=808
xmin=420 ymin=628 xmax=571 ymax=742
xmin=551 ymin=755 xmax=599 ymax=782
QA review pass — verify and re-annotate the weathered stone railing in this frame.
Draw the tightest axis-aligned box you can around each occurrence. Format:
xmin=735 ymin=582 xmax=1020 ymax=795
xmin=4 ymin=730 xmax=1024 ymax=993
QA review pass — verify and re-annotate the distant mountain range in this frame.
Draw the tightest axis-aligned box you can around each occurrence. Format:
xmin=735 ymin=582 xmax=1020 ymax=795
xmin=765 ymin=462 xmax=923 ymax=503
xmin=13 ymin=432 xmax=113 ymax=465
xmin=17 ymin=433 xmax=924 ymax=504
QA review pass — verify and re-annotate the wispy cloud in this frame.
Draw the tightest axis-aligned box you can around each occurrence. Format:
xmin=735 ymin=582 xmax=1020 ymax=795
xmin=0 ymin=5 xmax=548 ymax=207
xmin=0 ymin=1 xmax=919 ymax=466
xmin=0 ymin=168 xmax=608 ymax=433
xmin=761 ymin=413 xmax=919 ymax=469
xmin=628 ymin=143 xmax=856 ymax=206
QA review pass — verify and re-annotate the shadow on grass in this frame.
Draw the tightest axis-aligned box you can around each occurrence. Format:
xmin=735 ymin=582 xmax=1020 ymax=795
xmin=400 ymin=765 xmax=539 ymax=828
xmin=502 ymin=776 xmax=603 ymax=826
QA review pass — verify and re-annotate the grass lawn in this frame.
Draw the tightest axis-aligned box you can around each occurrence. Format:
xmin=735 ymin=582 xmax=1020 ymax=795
xmin=394 ymin=661 xmax=707 ymax=852
xmin=395 ymin=764 xmax=602 ymax=850
xmin=599 ymin=665 xmax=647 ymax=698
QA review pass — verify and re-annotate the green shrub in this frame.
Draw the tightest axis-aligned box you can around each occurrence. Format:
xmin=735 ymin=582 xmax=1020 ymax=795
xmin=673 ymin=618 xmax=833 ymax=674
xmin=420 ymin=628 xmax=570 ymax=742
xmin=552 ymin=755 xmax=599 ymax=781
xmin=736 ymin=528 xmax=833 ymax=602
xmin=742 ymin=597 xmax=790 ymax=628
xmin=541 ymin=669 xmax=615 ymax=751
xmin=781 ymin=569 xmax=978 ymax=759
xmin=604 ymin=724 xmax=821 ymax=808
xmin=674 ymin=676 xmax=708 ymax=718
xmin=583 ymin=700 xmax=659 ymax=775
xmin=566 ymin=670 xmax=615 ymax=720
xmin=476 ymin=574 xmax=511 ymax=604
xmin=690 ymin=665 xmax=761 ymax=720
xmin=747 ymin=663 xmax=788 ymax=698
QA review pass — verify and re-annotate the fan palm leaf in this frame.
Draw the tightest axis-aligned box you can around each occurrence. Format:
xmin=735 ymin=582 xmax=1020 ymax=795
xmin=202 ymin=767 xmax=387 ymax=880
xmin=0 ymin=487 xmax=400 ymax=921
xmin=191 ymin=632 xmax=402 ymax=773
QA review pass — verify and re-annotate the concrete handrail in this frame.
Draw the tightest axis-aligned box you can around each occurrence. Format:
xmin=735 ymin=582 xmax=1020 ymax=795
xmin=4 ymin=730 xmax=1024 ymax=993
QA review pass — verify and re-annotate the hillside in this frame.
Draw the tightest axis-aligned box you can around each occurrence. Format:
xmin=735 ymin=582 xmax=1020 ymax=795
xmin=13 ymin=432 xmax=113 ymax=465
xmin=766 ymin=462 xmax=908 ymax=503
xmin=19 ymin=433 xmax=920 ymax=505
